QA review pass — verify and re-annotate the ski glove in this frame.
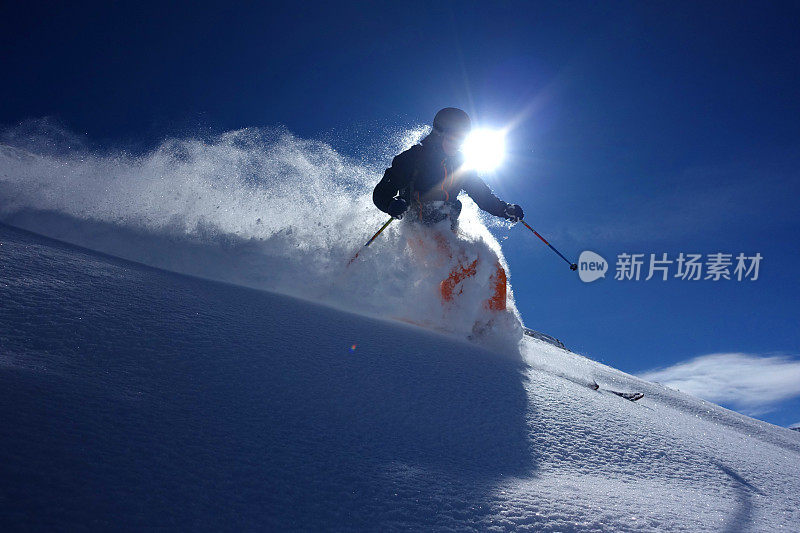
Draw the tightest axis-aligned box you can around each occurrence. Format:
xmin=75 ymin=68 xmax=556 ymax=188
xmin=387 ymin=197 xmax=408 ymax=219
xmin=503 ymin=203 xmax=524 ymax=223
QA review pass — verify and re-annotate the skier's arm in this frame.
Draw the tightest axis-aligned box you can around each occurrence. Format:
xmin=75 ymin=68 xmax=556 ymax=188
xmin=373 ymin=149 xmax=415 ymax=213
xmin=462 ymin=173 xmax=510 ymax=217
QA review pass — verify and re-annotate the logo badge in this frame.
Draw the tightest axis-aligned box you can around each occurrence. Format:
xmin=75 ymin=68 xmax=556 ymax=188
xmin=578 ymin=251 xmax=608 ymax=283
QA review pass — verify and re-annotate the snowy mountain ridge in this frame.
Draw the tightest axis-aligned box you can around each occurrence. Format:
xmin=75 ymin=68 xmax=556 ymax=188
xmin=1 ymin=222 xmax=798 ymax=531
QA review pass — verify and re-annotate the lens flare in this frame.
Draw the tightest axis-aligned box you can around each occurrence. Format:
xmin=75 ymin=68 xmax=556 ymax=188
xmin=462 ymin=129 xmax=506 ymax=172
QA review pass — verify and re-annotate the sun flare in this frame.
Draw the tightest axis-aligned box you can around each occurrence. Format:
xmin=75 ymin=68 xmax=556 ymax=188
xmin=462 ymin=129 xmax=506 ymax=172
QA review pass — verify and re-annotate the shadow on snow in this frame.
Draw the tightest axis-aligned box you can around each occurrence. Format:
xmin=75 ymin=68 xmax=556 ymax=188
xmin=0 ymin=223 xmax=537 ymax=529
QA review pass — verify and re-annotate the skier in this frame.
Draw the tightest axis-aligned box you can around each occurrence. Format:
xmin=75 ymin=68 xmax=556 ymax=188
xmin=373 ymin=107 xmax=524 ymax=311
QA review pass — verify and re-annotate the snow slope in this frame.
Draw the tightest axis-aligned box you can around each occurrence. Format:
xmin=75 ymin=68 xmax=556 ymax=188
xmin=1 ymin=223 xmax=798 ymax=531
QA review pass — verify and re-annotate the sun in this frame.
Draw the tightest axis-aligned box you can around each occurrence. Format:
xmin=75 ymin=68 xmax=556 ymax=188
xmin=462 ymin=128 xmax=506 ymax=172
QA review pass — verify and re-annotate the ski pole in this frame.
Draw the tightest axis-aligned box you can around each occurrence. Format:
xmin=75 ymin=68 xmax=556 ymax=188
xmin=346 ymin=217 xmax=394 ymax=266
xmin=520 ymin=220 xmax=578 ymax=271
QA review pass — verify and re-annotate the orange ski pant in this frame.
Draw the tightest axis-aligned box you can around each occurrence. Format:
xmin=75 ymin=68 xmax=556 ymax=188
xmin=410 ymin=232 xmax=506 ymax=311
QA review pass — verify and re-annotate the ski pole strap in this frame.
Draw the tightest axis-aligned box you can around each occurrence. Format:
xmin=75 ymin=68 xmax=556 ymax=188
xmin=521 ymin=220 xmax=578 ymax=271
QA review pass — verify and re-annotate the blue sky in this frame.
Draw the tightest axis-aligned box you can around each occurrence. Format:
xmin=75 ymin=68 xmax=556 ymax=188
xmin=2 ymin=1 xmax=798 ymax=426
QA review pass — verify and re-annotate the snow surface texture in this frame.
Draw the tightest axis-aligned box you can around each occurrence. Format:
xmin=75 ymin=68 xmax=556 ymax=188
xmin=0 ymin=124 xmax=521 ymax=348
xmin=1 ymin=224 xmax=799 ymax=531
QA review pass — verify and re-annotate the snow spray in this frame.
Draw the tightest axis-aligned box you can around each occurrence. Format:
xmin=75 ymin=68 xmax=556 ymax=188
xmin=0 ymin=120 xmax=523 ymax=348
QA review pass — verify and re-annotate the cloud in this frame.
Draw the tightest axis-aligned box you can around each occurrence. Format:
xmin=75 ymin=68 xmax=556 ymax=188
xmin=638 ymin=353 xmax=800 ymax=416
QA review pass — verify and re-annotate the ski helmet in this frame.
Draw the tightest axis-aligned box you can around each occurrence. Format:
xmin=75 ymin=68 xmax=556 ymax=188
xmin=432 ymin=108 xmax=471 ymax=136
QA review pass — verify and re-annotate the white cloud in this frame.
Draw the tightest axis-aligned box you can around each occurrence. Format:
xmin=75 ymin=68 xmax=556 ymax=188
xmin=638 ymin=353 xmax=800 ymax=416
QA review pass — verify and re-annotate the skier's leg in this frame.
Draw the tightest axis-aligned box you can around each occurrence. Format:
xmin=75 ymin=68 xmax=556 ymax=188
xmin=484 ymin=261 xmax=507 ymax=311
xmin=406 ymin=227 xmax=452 ymax=266
xmin=432 ymin=231 xmax=453 ymax=259
xmin=440 ymin=258 xmax=478 ymax=302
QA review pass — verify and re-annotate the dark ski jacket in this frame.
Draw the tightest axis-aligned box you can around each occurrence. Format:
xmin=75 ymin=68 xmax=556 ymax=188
xmin=373 ymin=135 xmax=509 ymax=226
